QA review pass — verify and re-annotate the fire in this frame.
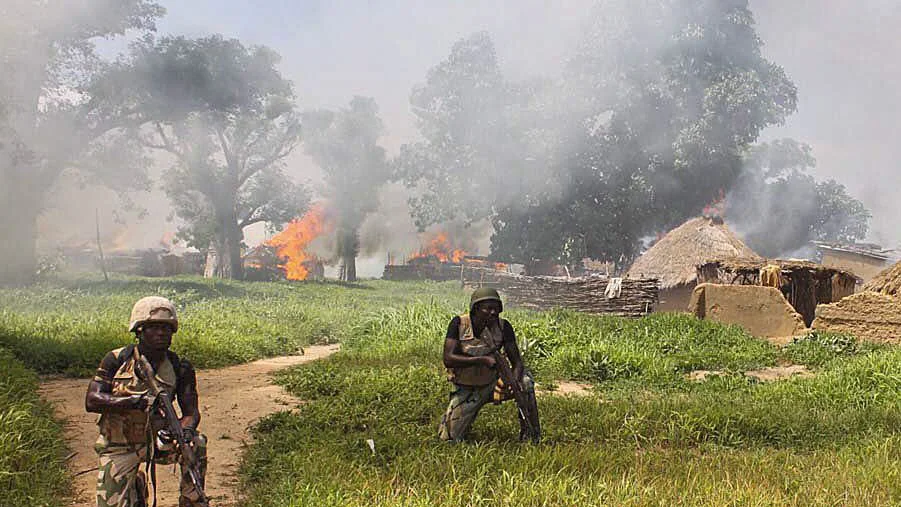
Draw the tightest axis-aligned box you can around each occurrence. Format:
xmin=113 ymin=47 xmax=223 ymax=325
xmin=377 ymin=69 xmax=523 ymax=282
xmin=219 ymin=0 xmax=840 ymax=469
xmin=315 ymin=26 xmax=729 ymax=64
xmin=410 ymin=231 xmax=467 ymax=263
xmin=267 ymin=204 xmax=331 ymax=280
xmin=702 ymin=189 xmax=726 ymax=219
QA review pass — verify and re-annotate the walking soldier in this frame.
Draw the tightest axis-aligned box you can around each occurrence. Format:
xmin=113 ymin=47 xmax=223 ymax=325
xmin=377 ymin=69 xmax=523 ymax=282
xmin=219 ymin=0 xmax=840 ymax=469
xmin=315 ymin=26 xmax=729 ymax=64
xmin=85 ymin=296 xmax=207 ymax=506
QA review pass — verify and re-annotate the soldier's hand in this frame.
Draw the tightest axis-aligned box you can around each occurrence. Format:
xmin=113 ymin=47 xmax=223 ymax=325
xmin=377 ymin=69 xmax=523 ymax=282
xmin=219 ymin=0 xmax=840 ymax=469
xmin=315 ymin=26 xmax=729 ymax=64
xmin=130 ymin=393 xmax=153 ymax=411
xmin=481 ymin=356 xmax=497 ymax=368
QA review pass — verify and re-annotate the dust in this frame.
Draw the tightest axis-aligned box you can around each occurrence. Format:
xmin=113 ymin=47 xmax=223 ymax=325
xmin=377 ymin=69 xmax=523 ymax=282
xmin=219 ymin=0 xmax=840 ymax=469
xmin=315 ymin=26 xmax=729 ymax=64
xmin=38 ymin=344 xmax=340 ymax=507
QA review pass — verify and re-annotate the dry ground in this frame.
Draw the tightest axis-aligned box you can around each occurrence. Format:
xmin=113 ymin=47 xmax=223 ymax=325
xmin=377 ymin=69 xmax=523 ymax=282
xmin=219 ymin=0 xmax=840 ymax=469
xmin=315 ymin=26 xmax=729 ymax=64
xmin=39 ymin=344 xmax=340 ymax=507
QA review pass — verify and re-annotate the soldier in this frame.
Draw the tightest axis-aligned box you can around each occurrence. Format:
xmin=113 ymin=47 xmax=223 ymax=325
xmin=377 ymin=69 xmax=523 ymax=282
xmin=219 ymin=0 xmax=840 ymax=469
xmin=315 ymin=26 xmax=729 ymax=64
xmin=85 ymin=296 xmax=207 ymax=507
xmin=438 ymin=287 xmax=537 ymax=442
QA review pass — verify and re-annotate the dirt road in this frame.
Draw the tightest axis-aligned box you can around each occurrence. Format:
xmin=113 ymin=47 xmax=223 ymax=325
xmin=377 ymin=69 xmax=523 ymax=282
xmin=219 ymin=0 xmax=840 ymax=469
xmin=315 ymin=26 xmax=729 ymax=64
xmin=39 ymin=344 xmax=340 ymax=507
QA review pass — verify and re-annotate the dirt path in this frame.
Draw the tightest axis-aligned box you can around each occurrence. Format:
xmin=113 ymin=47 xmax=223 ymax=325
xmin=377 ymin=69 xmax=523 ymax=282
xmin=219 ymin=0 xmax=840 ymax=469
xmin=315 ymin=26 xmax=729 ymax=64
xmin=39 ymin=344 xmax=340 ymax=507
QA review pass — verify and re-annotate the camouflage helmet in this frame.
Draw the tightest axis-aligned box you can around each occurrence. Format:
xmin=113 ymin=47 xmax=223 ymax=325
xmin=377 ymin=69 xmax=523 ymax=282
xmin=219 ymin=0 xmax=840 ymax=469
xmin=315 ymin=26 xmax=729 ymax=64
xmin=470 ymin=287 xmax=503 ymax=312
xmin=129 ymin=296 xmax=178 ymax=333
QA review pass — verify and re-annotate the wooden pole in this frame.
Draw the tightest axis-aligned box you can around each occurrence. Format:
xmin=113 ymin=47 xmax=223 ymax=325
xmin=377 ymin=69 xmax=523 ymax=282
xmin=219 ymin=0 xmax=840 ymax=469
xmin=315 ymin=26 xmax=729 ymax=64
xmin=95 ymin=208 xmax=109 ymax=282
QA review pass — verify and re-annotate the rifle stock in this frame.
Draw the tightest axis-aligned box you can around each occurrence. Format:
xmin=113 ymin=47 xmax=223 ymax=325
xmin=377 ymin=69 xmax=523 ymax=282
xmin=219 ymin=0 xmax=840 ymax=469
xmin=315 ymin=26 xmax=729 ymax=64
xmin=135 ymin=353 xmax=209 ymax=506
xmin=492 ymin=350 xmax=541 ymax=444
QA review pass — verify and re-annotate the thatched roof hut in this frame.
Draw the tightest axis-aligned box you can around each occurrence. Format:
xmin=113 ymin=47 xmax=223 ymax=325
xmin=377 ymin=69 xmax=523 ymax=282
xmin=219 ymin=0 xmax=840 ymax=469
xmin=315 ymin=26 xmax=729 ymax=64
xmin=626 ymin=217 xmax=762 ymax=289
xmin=863 ymin=261 xmax=901 ymax=296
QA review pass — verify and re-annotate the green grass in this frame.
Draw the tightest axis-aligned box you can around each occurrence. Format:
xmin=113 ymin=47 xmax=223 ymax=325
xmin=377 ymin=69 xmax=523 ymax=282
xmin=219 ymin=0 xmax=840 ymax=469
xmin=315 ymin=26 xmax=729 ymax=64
xmin=0 ymin=274 xmax=463 ymax=374
xmin=243 ymin=302 xmax=901 ymax=507
xmin=4 ymin=275 xmax=900 ymax=505
xmin=0 ymin=349 xmax=69 ymax=506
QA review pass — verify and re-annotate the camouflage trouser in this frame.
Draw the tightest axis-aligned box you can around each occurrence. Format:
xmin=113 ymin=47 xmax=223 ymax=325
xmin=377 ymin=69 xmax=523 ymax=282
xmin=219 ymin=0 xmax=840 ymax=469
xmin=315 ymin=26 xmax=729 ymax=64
xmin=438 ymin=371 xmax=535 ymax=442
xmin=95 ymin=433 xmax=208 ymax=507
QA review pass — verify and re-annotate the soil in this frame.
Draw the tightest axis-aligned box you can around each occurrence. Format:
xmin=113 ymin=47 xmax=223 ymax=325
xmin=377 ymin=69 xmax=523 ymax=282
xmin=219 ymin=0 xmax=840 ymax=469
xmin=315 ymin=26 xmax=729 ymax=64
xmin=686 ymin=364 xmax=813 ymax=383
xmin=39 ymin=344 xmax=340 ymax=507
xmin=539 ymin=381 xmax=593 ymax=396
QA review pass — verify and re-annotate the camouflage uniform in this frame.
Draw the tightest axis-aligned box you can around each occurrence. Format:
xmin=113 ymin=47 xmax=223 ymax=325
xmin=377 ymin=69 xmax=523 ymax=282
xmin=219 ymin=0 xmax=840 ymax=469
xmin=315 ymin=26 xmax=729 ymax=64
xmin=438 ymin=313 xmax=535 ymax=442
xmin=93 ymin=346 xmax=207 ymax=507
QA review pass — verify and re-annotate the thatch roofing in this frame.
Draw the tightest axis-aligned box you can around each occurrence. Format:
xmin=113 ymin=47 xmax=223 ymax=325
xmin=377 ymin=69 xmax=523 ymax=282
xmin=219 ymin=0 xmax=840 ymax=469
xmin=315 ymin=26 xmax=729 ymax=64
xmin=863 ymin=260 xmax=901 ymax=296
xmin=626 ymin=217 xmax=762 ymax=290
xmin=700 ymin=258 xmax=858 ymax=280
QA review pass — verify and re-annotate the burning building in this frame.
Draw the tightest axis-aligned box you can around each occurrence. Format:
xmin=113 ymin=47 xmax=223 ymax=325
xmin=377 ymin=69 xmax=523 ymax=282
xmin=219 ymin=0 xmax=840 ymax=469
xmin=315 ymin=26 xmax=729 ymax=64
xmin=264 ymin=204 xmax=331 ymax=280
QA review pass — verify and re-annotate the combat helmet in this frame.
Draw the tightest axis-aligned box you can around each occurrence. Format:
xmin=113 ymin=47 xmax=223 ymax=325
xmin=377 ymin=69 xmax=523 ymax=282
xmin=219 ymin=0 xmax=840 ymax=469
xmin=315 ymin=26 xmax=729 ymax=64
xmin=129 ymin=296 xmax=179 ymax=333
xmin=470 ymin=287 xmax=503 ymax=312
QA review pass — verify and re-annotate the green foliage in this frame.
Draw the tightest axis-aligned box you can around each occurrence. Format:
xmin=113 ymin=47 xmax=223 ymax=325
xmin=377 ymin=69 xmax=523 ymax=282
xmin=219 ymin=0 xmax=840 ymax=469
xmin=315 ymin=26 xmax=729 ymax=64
xmin=242 ymin=295 xmax=901 ymax=506
xmin=0 ymin=349 xmax=68 ymax=506
xmin=782 ymin=330 xmax=880 ymax=367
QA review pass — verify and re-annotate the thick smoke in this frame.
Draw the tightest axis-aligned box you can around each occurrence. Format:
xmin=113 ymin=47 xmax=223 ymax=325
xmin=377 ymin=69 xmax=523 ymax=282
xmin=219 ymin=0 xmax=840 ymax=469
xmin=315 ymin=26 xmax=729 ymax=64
xmin=8 ymin=1 xmax=894 ymax=279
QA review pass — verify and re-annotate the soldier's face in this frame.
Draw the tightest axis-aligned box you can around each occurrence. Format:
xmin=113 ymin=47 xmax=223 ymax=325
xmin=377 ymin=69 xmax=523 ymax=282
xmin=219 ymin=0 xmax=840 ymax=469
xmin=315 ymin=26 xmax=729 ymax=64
xmin=139 ymin=322 xmax=174 ymax=352
xmin=475 ymin=300 xmax=502 ymax=326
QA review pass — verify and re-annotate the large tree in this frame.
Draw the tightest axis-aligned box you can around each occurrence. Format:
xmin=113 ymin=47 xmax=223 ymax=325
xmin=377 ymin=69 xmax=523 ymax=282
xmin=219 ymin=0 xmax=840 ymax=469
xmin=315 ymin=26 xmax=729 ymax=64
xmin=492 ymin=0 xmax=798 ymax=268
xmin=726 ymin=139 xmax=870 ymax=257
xmin=302 ymin=97 xmax=389 ymax=281
xmin=394 ymin=32 xmax=529 ymax=230
xmin=91 ymin=35 xmax=309 ymax=279
xmin=0 ymin=0 xmax=163 ymax=284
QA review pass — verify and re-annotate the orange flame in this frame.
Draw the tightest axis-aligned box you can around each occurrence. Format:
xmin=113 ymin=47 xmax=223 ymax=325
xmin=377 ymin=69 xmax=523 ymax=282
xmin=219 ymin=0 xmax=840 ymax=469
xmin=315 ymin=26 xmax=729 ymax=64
xmin=410 ymin=231 xmax=467 ymax=263
xmin=267 ymin=204 xmax=331 ymax=280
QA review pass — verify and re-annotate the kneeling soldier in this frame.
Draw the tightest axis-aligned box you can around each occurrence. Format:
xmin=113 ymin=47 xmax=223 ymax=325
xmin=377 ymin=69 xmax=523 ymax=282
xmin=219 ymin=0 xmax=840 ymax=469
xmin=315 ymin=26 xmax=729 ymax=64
xmin=85 ymin=296 xmax=207 ymax=507
xmin=438 ymin=288 xmax=538 ymax=442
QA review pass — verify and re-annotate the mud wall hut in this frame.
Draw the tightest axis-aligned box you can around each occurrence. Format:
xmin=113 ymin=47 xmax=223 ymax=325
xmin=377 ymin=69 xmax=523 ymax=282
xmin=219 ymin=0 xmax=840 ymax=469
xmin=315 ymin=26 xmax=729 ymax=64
xmin=625 ymin=217 xmax=762 ymax=312
xmin=696 ymin=259 xmax=857 ymax=327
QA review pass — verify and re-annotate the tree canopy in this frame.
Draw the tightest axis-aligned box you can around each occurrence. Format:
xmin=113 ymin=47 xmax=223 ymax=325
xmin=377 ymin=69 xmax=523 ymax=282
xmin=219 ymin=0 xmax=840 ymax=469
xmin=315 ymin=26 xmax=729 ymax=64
xmin=0 ymin=0 xmax=163 ymax=283
xmin=90 ymin=35 xmax=309 ymax=279
xmin=398 ymin=1 xmax=800 ymax=269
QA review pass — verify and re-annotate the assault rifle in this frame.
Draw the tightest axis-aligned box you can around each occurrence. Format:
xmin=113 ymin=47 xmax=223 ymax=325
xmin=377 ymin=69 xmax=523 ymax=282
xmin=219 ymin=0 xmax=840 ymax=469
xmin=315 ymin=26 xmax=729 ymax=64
xmin=135 ymin=353 xmax=209 ymax=506
xmin=492 ymin=350 xmax=541 ymax=444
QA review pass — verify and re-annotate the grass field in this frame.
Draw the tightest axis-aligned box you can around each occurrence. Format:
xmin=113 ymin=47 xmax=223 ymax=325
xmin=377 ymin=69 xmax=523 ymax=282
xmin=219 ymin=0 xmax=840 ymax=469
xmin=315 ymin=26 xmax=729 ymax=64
xmin=2 ymin=275 xmax=901 ymax=506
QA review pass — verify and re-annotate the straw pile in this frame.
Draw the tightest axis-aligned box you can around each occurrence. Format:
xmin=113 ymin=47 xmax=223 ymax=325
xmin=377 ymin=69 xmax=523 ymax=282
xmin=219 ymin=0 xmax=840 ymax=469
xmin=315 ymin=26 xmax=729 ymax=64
xmin=863 ymin=260 xmax=901 ymax=297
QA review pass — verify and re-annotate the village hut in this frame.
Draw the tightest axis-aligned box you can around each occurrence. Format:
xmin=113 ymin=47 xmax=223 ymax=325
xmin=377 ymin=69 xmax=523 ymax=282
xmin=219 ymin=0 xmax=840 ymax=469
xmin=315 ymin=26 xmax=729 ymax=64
xmin=626 ymin=216 xmax=762 ymax=311
xmin=863 ymin=260 xmax=901 ymax=297
xmin=697 ymin=258 xmax=858 ymax=327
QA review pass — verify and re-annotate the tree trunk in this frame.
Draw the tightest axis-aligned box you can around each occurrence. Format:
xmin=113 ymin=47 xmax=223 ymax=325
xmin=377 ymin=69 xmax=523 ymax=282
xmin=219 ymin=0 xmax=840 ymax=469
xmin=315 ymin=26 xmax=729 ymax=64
xmin=0 ymin=162 xmax=41 ymax=285
xmin=0 ymin=204 xmax=39 ymax=285
xmin=212 ymin=205 xmax=245 ymax=280
xmin=342 ymin=254 xmax=357 ymax=282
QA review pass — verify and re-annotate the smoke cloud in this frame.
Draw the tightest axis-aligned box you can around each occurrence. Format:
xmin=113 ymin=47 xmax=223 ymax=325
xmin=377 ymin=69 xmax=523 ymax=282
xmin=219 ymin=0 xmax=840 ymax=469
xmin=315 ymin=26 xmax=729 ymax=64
xmin=10 ymin=1 xmax=896 ymax=278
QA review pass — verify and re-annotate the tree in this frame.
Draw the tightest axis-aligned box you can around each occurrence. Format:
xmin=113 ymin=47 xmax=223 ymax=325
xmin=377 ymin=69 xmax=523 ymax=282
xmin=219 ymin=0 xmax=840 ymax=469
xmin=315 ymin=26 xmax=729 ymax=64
xmin=91 ymin=35 xmax=309 ymax=279
xmin=0 ymin=0 xmax=163 ymax=284
xmin=726 ymin=139 xmax=870 ymax=257
xmin=493 ymin=0 xmax=799 ymax=268
xmin=394 ymin=32 xmax=527 ymax=229
xmin=302 ymin=97 xmax=389 ymax=281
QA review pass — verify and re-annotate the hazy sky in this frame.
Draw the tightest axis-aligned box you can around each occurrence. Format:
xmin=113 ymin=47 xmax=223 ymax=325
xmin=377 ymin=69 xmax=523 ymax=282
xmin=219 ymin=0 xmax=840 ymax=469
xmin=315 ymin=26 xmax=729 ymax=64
xmin=60 ymin=0 xmax=899 ymax=266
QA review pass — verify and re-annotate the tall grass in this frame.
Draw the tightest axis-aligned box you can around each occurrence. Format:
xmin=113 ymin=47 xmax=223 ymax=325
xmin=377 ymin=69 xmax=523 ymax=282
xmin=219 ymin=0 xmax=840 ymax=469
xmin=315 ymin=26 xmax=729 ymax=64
xmin=0 ymin=275 xmax=463 ymax=374
xmin=0 ymin=349 xmax=69 ymax=506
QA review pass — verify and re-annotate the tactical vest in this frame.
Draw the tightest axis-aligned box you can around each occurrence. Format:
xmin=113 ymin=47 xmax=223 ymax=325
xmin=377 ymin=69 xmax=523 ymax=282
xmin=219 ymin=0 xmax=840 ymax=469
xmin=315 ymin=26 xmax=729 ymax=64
xmin=97 ymin=346 xmax=178 ymax=446
xmin=448 ymin=313 xmax=505 ymax=386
